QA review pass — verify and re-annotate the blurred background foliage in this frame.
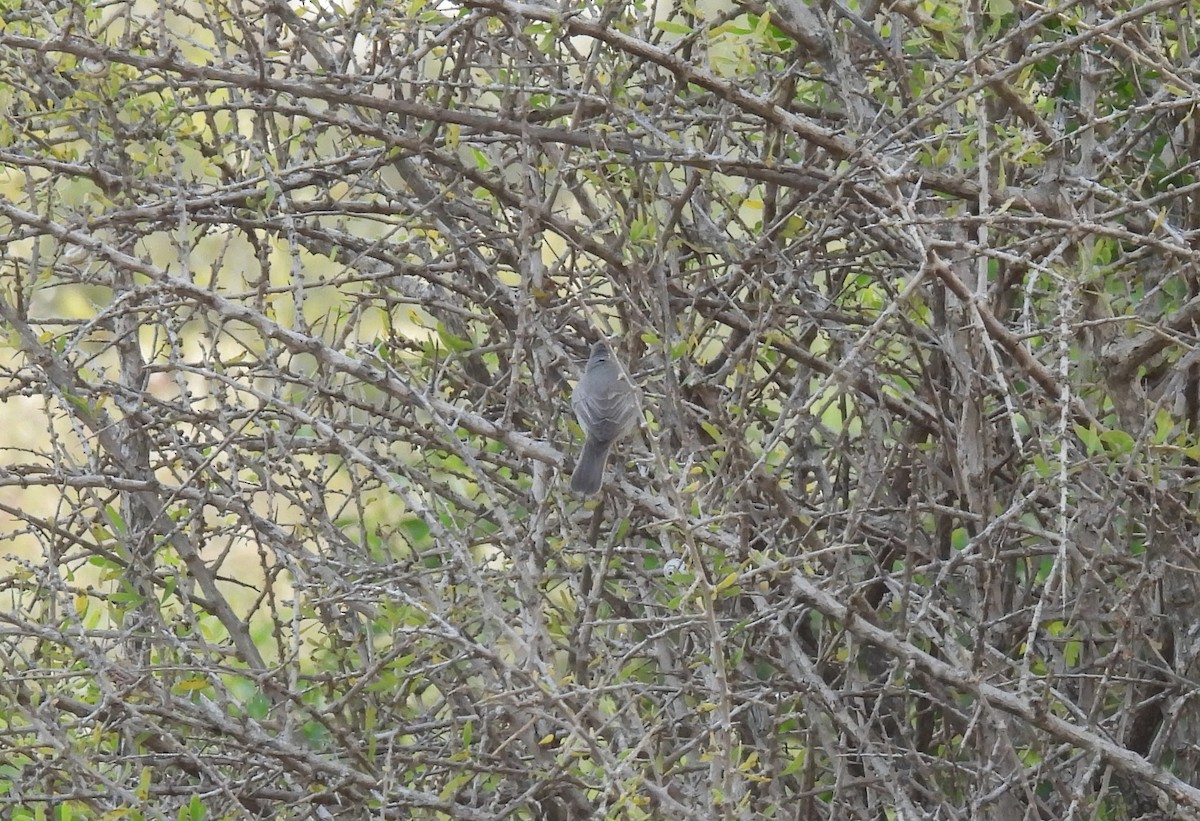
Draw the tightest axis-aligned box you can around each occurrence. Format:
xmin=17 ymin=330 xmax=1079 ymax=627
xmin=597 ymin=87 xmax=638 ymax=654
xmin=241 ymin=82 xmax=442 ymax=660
xmin=4 ymin=0 xmax=1200 ymax=818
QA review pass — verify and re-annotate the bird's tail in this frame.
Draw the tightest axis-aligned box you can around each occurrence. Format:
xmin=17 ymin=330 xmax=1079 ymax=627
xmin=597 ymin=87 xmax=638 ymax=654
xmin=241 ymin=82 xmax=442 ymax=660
xmin=570 ymin=436 xmax=612 ymax=495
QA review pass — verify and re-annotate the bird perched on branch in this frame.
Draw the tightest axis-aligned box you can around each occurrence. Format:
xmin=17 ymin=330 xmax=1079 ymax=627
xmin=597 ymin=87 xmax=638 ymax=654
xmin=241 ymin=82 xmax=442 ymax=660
xmin=570 ymin=341 xmax=638 ymax=495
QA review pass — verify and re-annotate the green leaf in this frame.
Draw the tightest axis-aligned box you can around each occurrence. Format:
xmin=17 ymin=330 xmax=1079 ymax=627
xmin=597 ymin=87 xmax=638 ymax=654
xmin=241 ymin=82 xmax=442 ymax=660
xmin=180 ymin=794 xmax=206 ymax=821
xmin=1100 ymin=429 xmax=1135 ymax=455
xmin=173 ymin=677 xmax=210 ymax=695
xmin=1073 ymin=424 xmax=1102 ymax=456
xmin=655 ymin=19 xmax=692 ymax=35
xmin=104 ymin=505 xmax=128 ymax=533
xmin=401 ymin=517 xmax=431 ymax=545
xmin=436 ymin=323 xmax=474 ymax=352
xmin=246 ymin=692 xmax=271 ymax=721
xmin=109 ymin=590 xmax=145 ymax=607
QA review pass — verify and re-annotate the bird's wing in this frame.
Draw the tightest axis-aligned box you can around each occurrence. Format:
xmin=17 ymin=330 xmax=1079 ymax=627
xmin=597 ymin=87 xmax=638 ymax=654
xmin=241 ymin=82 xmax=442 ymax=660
xmin=574 ymin=374 xmax=637 ymax=441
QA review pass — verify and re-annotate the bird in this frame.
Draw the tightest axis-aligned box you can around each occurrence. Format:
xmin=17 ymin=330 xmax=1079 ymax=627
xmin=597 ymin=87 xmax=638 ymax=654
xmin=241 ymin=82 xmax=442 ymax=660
xmin=570 ymin=341 xmax=638 ymax=495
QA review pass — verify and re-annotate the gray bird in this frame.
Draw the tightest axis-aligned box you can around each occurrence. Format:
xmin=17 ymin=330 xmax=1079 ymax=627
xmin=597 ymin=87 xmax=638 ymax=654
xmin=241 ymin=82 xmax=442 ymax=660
xmin=570 ymin=341 xmax=638 ymax=495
